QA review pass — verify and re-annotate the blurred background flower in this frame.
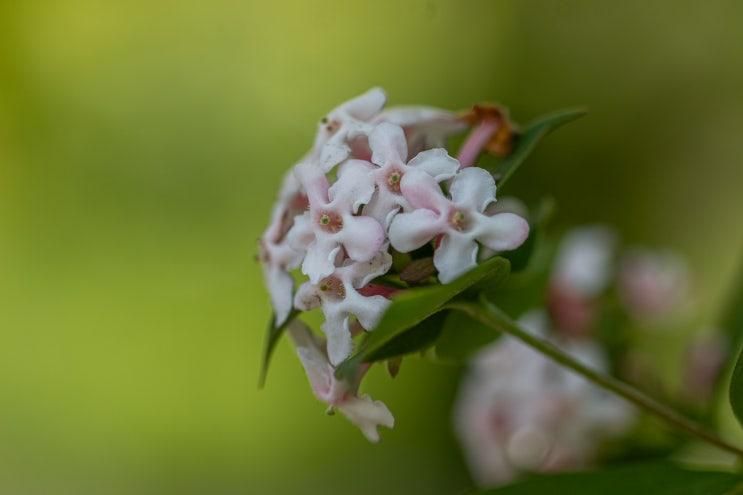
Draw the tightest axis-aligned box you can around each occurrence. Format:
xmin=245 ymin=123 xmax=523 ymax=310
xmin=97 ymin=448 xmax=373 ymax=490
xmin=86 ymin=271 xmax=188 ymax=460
xmin=1 ymin=1 xmax=742 ymax=494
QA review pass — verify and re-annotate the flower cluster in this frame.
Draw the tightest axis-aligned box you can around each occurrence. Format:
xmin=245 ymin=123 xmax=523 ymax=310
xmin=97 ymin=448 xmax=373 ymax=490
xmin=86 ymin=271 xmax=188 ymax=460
xmin=259 ymin=88 xmax=530 ymax=440
xmin=453 ymin=225 xmax=709 ymax=486
xmin=455 ymin=311 xmax=635 ymax=487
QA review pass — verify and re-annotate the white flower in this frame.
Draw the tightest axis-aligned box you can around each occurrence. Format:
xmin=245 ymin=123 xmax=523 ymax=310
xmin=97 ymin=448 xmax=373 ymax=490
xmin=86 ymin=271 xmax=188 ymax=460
xmin=551 ymin=226 xmax=616 ymax=298
xmin=313 ymin=87 xmax=387 ymax=171
xmin=294 ymin=250 xmax=392 ymax=365
xmin=454 ymin=310 xmax=635 ymax=487
xmin=373 ymin=106 xmax=467 ymax=157
xmin=389 ymin=167 xmax=529 ymax=283
xmin=287 ymin=319 xmax=394 ymax=442
xmin=259 ymin=170 xmax=309 ymax=326
xmin=288 ymin=161 xmax=386 ymax=284
xmin=618 ymin=248 xmax=689 ymax=322
xmin=360 ymin=122 xmax=460 ymax=226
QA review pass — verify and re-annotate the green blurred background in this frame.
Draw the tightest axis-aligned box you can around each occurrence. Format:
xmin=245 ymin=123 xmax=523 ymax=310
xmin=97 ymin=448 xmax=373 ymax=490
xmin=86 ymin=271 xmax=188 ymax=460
xmin=1 ymin=1 xmax=742 ymax=493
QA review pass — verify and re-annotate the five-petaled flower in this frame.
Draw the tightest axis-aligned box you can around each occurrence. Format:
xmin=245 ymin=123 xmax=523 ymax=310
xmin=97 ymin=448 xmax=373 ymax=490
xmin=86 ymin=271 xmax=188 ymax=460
xmin=389 ymin=167 xmax=529 ymax=283
xmin=294 ymin=250 xmax=392 ymax=365
xmin=288 ymin=161 xmax=386 ymax=284
xmin=360 ymin=122 xmax=460 ymax=226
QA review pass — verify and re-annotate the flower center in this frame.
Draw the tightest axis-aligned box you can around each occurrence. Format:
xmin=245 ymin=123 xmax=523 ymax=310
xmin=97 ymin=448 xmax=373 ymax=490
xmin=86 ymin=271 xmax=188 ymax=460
xmin=386 ymin=169 xmax=403 ymax=193
xmin=317 ymin=211 xmax=343 ymax=233
xmin=449 ymin=210 xmax=468 ymax=231
xmin=318 ymin=276 xmax=346 ymax=300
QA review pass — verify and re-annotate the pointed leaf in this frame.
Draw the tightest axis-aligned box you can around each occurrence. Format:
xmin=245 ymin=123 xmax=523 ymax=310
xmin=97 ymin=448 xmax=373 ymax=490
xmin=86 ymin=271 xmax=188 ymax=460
xmin=336 ymin=256 xmax=510 ymax=379
xmin=491 ymin=108 xmax=587 ymax=188
xmin=731 ymin=350 xmax=743 ymax=429
xmin=258 ymin=310 xmax=298 ymax=387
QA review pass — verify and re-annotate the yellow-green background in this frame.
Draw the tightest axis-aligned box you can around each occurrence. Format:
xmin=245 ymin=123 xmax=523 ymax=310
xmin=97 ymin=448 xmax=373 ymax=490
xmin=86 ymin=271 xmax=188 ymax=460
xmin=1 ymin=1 xmax=742 ymax=493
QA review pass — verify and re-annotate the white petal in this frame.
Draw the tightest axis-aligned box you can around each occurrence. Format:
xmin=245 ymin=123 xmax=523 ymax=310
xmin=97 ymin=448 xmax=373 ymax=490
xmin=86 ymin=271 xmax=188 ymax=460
xmin=293 ymin=281 xmax=322 ymax=311
xmin=337 ymin=394 xmax=395 ymax=443
xmin=339 ymin=215 xmax=385 ymax=262
xmin=265 ymin=264 xmax=295 ymax=326
xmin=302 ymin=238 xmax=340 ymax=284
xmin=450 ymin=167 xmax=496 ymax=213
xmin=342 ymin=250 xmax=393 ymax=288
xmin=362 ymin=186 xmax=405 ymax=227
xmin=320 ymin=141 xmax=350 ymax=172
xmin=342 ymin=290 xmax=390 ymax=331
xmin=322 ymin=312 xmax=354 ymax=366
xmin=294 ymin=162 xmax=329 ymax=206
xmin=474 ymin=212 xmax=530 ymax=252
xmin=399 ymin=168 xmax=449 ymax=212
xmin=388 ymin=209 xmax=442 ymax=253
xmin=339 ymin=87 xmax=387 ymax=121
xmin=369 ymin=122 xmax=407 ymax=167
xmin=407 ymin=148 xmax=460 ymax=182
xmin=552 ymin=226 xmax=616 ymax=297
xmin=434 ymin=232 xmax=479 ymax=283
xmin=329 ymin=159 xmax=376 ymax=213
xmin=286 ymin=213 xmax=315 ymax=253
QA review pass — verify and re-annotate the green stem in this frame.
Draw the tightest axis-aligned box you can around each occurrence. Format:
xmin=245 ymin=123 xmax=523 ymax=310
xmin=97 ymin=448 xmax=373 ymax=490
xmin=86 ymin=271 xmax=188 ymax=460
xmin=446 ymin=297 xmax=743 ymax=459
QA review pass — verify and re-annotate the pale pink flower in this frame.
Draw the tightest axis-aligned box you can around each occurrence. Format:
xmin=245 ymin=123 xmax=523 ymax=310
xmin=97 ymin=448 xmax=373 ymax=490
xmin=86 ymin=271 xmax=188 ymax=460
xmin=259 ymin=170 xmax=309 ymax=326
xmin=454 ymin=310 xmax=635 ymax=487
xmin=314 ymin=87 xmax=387 ymax=171
xmin=373 ymin=106 xmax=467 ymax=157
xmin=294 ymin=250 xmax=392 ymax=365
xmin=288 ymin=161 xmax=385 ymax=284
xmin=618 ymin=249 xmax=689 ymax=323
xmin=360 ymin=122 xmax=460 ymax=226
xmin=287 ymin=320 xmax=394 ymax=442
xmin=547 ymin=227 xmax=616 ymax=336
xmin=389 ymin=167 xmax=529 ymax=283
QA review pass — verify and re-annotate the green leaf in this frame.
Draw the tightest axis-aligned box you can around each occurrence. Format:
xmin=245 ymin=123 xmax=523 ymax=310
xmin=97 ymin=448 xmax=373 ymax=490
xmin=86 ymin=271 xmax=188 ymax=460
xmin=363 ymin=311 xmax=447 ymax=362
xmin=715 ymin=254 xmax=743 ymax=424
xmin=491 ymin=108 xmax=587 ymax=188
xmin=731 ymin=349 xmax=743 ymax=429
xmin=336 ymin=256 xmax=510 ymax=379
xmin=473 ymin=462 xmax=743 ymax=495
xmin=258 ymin=310 xmax=298 ymax=388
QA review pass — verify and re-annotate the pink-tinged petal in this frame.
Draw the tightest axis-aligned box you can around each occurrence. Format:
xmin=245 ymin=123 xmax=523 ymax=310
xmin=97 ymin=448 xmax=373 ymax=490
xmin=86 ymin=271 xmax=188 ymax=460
xmin=399 ymin=168 xmax=449 ymax=212
xmin=265 ymin=264 xmax=295 ymax=326
xmin=407 ymin=148 xmax=460 ymax=181
xmin=340 ymin=87 xmax=387 ymax=121
xmin=329 ymin=160 xmax=376 ymax=213
xmin=474 ymin=212 xmax=530 ymax=253
xmin=294 ymin=162 xmax=330 ymax=205
xmin=322 ymin=312 xmax=354 ymax=366
xmin=369 ymin=122 xmax=407 ymax=167
xmin=337 ymin=395 xmax=395 ymax=443
xmin=302 ymin=238 xmax=341 ymax=284
xmin=343 ymin=250 xmax=393 ymax=288
xmin=320 ymin=135 xmax=351 ymax=172
xmin=389 ymin=208 xmax=442 ymax=253
xmin=434 ymin=232 xmax=479 ymax=283
xmin=287 ymin=320 xmax=335 ymax=399
xmin=339 ymin=215 xmax=385 ymax=262
xmin=342 ymin=290 xmax=390 ymax=331
xmin=362 ymin=187 xmax=406 ymax=227
xmin=375 ymin=106 xmax=467 ymax=155
xmin=450 ymin=167 xmax=496 ymax=212
xmin=293 ymin=281 xmax=322 ymax=311
xmin=286 ymin=213 xmax=315 ymax=253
